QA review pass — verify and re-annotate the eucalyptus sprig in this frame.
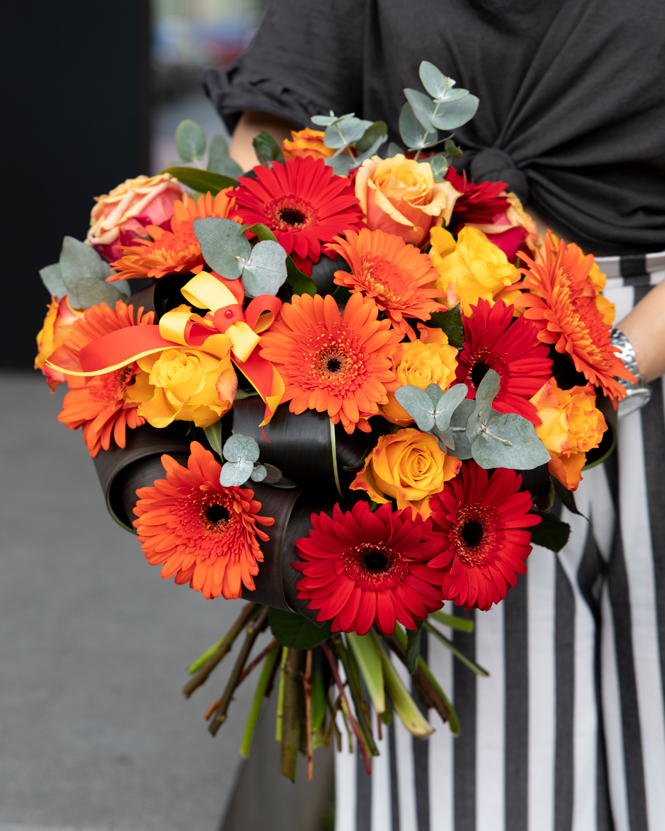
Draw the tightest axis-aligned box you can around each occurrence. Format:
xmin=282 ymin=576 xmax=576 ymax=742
xmin=394 ymin=369 xmax=550 ymax=470
xmin=313 ymin=112 xmax=388 ymax=176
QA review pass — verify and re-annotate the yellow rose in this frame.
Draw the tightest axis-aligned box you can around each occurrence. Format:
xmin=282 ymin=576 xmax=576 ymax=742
xmin=86 ymin=173 xmax=183 ymax=260
xmin=382 ymin=329 xmax=459 ymax=423
xmin=529 ymin=378 xmax=607 ymax=491
xmin=35 ymin=295 xmax=85 ymax=391
xmin=282 ymin=128 xmax=337 ymax=161
xmin=430 ymin=225 xmax=522 ymax=315
xmin=355 ymin=154 xmax=460 ymax=246
xmin=351 ymin=428 xmax=462 ymax=519
xmin=127 ymin=345 xmax=237 ymax=429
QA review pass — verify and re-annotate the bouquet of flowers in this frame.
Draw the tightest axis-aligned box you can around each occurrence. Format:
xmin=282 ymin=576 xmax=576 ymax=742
xmin=36 ymin=62 xmax=631 ymax=781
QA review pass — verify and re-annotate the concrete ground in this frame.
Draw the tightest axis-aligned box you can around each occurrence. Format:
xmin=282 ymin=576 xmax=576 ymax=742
xmin=0 ymin=372 xmax=267 ymax=830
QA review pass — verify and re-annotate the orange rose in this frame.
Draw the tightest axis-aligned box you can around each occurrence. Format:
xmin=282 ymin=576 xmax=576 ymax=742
xmin=282 ymin=128 xmax=337 ymax=161
xmin=351 ymin=427 xmax=462 ymax=519
xmin=382 ymin=329 xmax=459 ymax=424
xmin=34 ymin=296 xmax=85 ymax=391
xmin=87 ymin=173 xmax=183 ymax=261
xmin=355 ymin=154 xmax=460 ymax=246
xmin=529 ymin=378 xmax=607 ymax=490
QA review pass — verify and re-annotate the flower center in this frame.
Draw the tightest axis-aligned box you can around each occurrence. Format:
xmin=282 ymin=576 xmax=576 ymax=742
xmin=342 ymin=541 xmax=408 ymax=590
xmin=206 ymin=503 xmax=230 ymax=525
xmin=360 ymin=545 xmax=391 ymax=573
xmin=269 ymin=196 xmax=316 ymax=232
xmin=319 ymin=349 xmax=347 ymax=378
xmin=279 ymin=208 xmax=307 ymax=226
xmin=452 ymin=505 xmax=503 ymax=568
xmin=91 ymin=363 xmax=139 ymax=403
xmin=467 ymin=347 xmax=507 ymax=392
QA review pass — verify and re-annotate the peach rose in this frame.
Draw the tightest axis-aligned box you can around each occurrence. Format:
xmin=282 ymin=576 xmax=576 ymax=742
xmin=529 ymin=378 xmax=607 ymax=490
xmin=351 ymin=427 xmax=462 ymax=519
xmin=34 ymin=296 xmax=85 ymax=391
xmin=430 ymin=225 xmax=523 ymax=315
xmin=86 ymin=173 xmax=183 ymax=261
xmin=127 ymin=344 xmax=237 ymax=429
xmin=282 ymin=128 xmax=337 ymax=161
xmin=382 ymin=329 xmax=459 ymax=424
xmin=355 ymin=154 xmax=460 ymax=246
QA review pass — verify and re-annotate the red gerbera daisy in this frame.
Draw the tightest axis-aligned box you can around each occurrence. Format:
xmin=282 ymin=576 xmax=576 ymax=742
xmin=233 ymin=156 xmax=365 ymax=275
xmin=54 ymin=300 xmax=154 ymax=456
xmin=294 ymin=501 xmax=444 ymax=635
xmin=133 ymin=442 xmax=274 ymax=600
xmin=445 ymin=167 xmax=510 ymax=232
xmin=456 ymin=298 xmax=552 ymax=425
xmin=428 ymin=462 xmax=541 ymax=611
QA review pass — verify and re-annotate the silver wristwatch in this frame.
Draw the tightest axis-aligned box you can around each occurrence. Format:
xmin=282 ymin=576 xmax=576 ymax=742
xmin=610 ymin=327 xmax=652 ymax=417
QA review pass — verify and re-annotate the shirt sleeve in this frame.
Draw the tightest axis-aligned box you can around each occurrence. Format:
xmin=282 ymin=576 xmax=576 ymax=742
xmin=203 ymin=0 xmax=367 ymax=134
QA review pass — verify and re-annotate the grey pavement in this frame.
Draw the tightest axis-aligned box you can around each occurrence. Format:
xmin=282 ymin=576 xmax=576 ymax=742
xmin=0 ymin=372 xmax=259 ymax=830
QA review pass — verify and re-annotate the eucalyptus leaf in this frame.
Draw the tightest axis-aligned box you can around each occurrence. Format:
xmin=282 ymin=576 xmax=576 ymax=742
xmin=58 ymin=237 xmax=126 ymax=309
xmin=207 ymin=133 xmax=229 ymax=165
xmin=444 ymin=138 xmax=463 ymax=158
xmin=446 ymin=398 xmax=475 ymax=459
xmin=434 ymin=384 xmax=469 ymax=432
xmin=427 ymin=153 xmax=449 ymax=182
xmin=208 ymin=155 xmax=243 ymax=179
xmin=250 ymin=463 xmax=267 ymax=482
xmin=386 ymin=142 xmax=404 ymax=157
xmin=269 ymin=608 xmax=333 ymax=649
xmin=418 ymin=61 xmax=452 ymax=100
xmin=252 ymin=130 xmax=285 ymax=166
xmin=355 ymin=120 xmax=387 ymax=155
xmin=424 ymin=383 xmax=445 ymax=407
xmin=175 ymin=119 xmax=207 ymax=162
xmin=193 ymin=217 xmax=250 ymax=279
xmin=262 ymin=463 xmax=284 ymax=485
xmin=529 ymin=512 xmax=571 ymax=553
xmin=394 ymin=386 xmax=436 ymax=432
xmin=220 ymin=459 xmax=254 ymax=487
xmin=162 ymin=166 xmax=237 ymax=194
xmin=399 ymin=102 xmax=439 ymax=151
xmin=471 ymin=412 xmax=550 ymax=470
xmin=75 ymin=279 xmax=129 ymax=309
xmin=325 ymin=154 xmax=357 ymax=176
xmin=241 ymin=239 xmax=288 ymax=297
xmin=466 ymin=369 xmax=501 ymax=441
xmin=431 ymin=95 xmax=480 ymax=131
xmin=223 ymin=434 xmax=260 ymax=464
xmin=39 ymin=263 xmax=72 ymax=302
xmin=427 ymin=305 xmax=465 ymax=348
xmin=404 ymin=88 xmax=437 ymax=133
xmin=204 ymin=421 xmax=223 ymax=459
xmin=311 ymin=112 xmax=356 ymax=126
xmin=242 ymin=222 xmax=316 ymax=296
xmin=324 ymin=117 xmax=366 ymax=149
xmin=405 ymin=622 xmax=424 ymax=675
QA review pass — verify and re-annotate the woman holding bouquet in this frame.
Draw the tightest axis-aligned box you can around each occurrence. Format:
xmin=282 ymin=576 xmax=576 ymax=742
xmin=204 ymin=1 xmax=665 ymax=829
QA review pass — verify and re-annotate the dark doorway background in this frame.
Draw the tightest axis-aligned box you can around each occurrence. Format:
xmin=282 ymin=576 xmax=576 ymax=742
xmin=2 ymin=1 xmax=151 ymax=369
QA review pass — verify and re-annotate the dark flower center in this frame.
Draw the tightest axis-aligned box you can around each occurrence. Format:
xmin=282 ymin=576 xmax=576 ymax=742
xmin=342 ymin=539 xmax=408 ymax=591
xmin=460 ymin=519 xmax=484 ymax=548
xmin=470 ymin=360 xmax=491 ymax=389
xmin=361 ymin=545 xmax=391 ymax=573
xmin=317 ymin=347 xmax=348 ymax=379
xmin=279 ymin=207 xmax=307 ymax=226
xmin=206 ymin=504 xmax=229 ymax=525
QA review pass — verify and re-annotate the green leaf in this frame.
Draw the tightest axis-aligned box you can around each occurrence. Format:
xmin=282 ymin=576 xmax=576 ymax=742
xmin=386 ymin=142 xmax=404 ymax=157
xmin=203 ymin=420 xmax=223 ymax=459
xmin=207 ymin=133 xmax=229 ymax=163
xmin=552 ymin=475 xmax=586 ymax=518
xmin=252 ymin=130 xmax=285 ymax=166
xmin=324 ymin=117 xmax=366 ymax=149
xmin=444 ymin=138 xmax=463 ymax=159
xmin=394 ymin=385 xmax=436 ymax=431
xmin=262 ymin=463 xmax=285 ymax=485
xmin=39 ymin=262 xmax=73 ymax=303
xmin=346 ymin=632 xmax=385 ymax=714
xmin=431 ymin=96 xmax=480 ymax=131
xmin=242 ymin=223 xmax=317 ymax=296
xmin=430 ymin=610 xmax=474 ymax=632
xmin=424 ymin=622 xmax=489 ymax=677
xmin=325 ymin=154 xmax=357 ymax=176
xmin=405 ymin=622 xmax=424 ymax=675
xmin=355 ymin=120 xmax=387 ymax=155
xmin=447 ymin=398 xmax=474 ymax=460
xmin=208 ymin=155 xmax=243 ymax=179
xmin=418 ymin=61 xmax=452 ymax=100
xmin=58 ymin=237 xmax=128 ymax=309
xmin=311 ymin=112 xmax=355 ymax=127
xmin=240 ymin=644 xmax=280 ymax=757
xmin=434 ymin=384 xmax=469 ymax=432
xmin=471 ymin=412 xmax=551 ymax=470
xmin=428 ymin=305 xmax=464 ymax=348
xmin=427 ymin=153 xmax=449 ymax=182
xmin=529 ymin=512 xmax=571 ymax=553
xmin=162 ymin=166 xmax=237 ymax=195
xmin=192 ymin=217 xmax=250 ymax=279
xmin=223 ymin=434 xmax=260 ymax=463
xmin=268 ymin=608 xmax=333 ymax=650
xmin=250 ymin=463 xmax=267 ymax=482
xmin=466 ymin=369 xmax=501 ymax=442
xmin=404 ymin=88 xmax=437 ymax=133
xmin=220 ymin=459 xmax=253 ymax=487
xmin=332 ymin=285 xmax=351 ymax=304
xmin=311 ymin=670 xmax=328 ymax=731
xmin=423 ymin=383 xmax=445 ymax=407
xmin=241 ymin=239 xmax=288 ymax=297
xmin=399 ymin=102 xmax=439 ymax=151
xmin=175 ymin=119 xmax=207 ymax=162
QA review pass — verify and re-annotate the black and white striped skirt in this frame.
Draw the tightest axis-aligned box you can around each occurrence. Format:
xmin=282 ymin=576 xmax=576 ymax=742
xmin=335 ymin=251 xmax=665 ymax=831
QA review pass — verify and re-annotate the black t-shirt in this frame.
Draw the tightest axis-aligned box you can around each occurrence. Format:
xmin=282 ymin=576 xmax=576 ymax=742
xmin=204 ymin=0 xmax=665 ymax=255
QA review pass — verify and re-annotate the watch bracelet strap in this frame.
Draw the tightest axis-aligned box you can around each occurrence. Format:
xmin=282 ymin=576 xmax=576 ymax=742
xmin=610 ymin=327 xmax=652 ymax=416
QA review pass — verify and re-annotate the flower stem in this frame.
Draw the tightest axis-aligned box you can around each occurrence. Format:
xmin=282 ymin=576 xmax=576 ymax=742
xmin=240 ymin=642 xmax=280 ymax=758
xmin=280 ymin=648 xmax=303 ymax=782
xmin=237 ymin=638 xmax=278 ymax=686
xmin=303 ymin=650 xmax=314 ymax=780
xmin=423 ymin=621 xmax=489 ymax=677
xmin=332 ymin=636 xmax=378 ymax=756
xmin=183 ymin=602 xmax=260 ymax=697
xmin=275 ymin=646 xmax=288 ymax=741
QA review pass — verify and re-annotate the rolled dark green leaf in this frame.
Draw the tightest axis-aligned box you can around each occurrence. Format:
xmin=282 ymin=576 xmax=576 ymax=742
xmin=529 ymin=512 xmax=571 ymax=553
xmin=161 ymin=166 xmax=237 ymax=195
xmin=269 ymin=608 xmax=333 ymax=650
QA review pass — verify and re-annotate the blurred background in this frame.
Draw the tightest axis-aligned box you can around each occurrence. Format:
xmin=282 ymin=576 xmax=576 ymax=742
xmin=0 ymin=2 xmax=333 ymax=830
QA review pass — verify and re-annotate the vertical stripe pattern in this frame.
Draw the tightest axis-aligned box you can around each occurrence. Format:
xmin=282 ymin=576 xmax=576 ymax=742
xmin=335 ymin=253 xmax=665 ymax=831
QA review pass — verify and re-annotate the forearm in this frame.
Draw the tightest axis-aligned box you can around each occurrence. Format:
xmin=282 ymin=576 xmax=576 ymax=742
xmin=615 ymin=278 xmax=665 ymax=383
xmin=229 ymin=111 xmax=300 ymax=172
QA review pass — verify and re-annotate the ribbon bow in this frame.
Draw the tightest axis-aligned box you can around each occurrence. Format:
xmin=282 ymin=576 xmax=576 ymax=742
xmin=48 ymin=271 xmax=285 ymax=425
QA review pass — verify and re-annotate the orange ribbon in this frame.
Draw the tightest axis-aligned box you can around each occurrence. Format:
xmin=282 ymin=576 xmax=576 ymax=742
xmin=47 ymin=271 xmax=285 ymax=425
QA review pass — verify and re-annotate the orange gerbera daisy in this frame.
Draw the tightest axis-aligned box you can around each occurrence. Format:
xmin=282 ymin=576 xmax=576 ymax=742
xmin=326 ymin=227 xmax=444 ymax=339
xmin=519 ymin=233 xmax=633 ymax=403
xmin=109 ymin=188 xmax=236 ymax=281
xmin=133 ymin=442 xmax=274 ymax=600
xmin=259 ymin=292 xmax=402 ymax=433
xmin=55 ymin=300 xmax=154 ymax=456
